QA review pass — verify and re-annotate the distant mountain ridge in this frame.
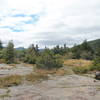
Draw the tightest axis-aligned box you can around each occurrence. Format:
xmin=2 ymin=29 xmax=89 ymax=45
xmin=15 ymin=47 xmax=45 ymax=51
xmin=15 ymin=47 xmax=25 ymax=50
xmin=15 ymin=39 xmax=100 ymax=51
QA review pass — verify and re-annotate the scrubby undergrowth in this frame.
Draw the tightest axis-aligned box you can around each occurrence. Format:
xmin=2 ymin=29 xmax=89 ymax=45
xmin=0 ymin=75 xmax=22 ymax=88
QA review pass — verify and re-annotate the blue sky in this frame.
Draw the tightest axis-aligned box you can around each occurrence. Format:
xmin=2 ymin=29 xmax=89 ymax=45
xmin=0 ymin=0 xmax=100 ymax=48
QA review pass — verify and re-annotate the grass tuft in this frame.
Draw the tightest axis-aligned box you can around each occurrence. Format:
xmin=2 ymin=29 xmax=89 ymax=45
xmin=25 ymin=73 xmax=48 ymax=83
xmin=0 ymin=75 xmax=22 ymax=88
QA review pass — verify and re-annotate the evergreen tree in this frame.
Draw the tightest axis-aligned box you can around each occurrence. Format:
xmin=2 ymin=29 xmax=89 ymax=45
xmin=0 ymin=40 xmax=3 ymax=50
xmin=0 ymin=40 xmax=3 ymax=59
xmin=25 ymin=44 xmax=36 ymax=64
xmin=81 ymin=40 xmax=93 ymax=52
xmin=5 ymin=41 xmax=15 ymax=64
xmin=71 ymin=44 xmax=81 ymax=59
xmin=95 ymin=47 xmax=100 ymax=57
xmin=72 ymin=40 xmax=94 ymax=60
xmin=64 ymin=44 xmax=66 ymax=49
xmin=63 ymin=44 xmax=69 ymax=54
xmin=53 ymin=45 xmax=60 ymax=54
xmin=80 ymin=40 xmax=94 ymax=59
xmin=35 ymin=44 xmax=39 ymax=55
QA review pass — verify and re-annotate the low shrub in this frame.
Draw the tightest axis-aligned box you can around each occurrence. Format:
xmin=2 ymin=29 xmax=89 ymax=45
xmin=90 ymin=64 xmax=100 ymax=71
xmin=25 ymin=73 xmax=48 ymax=82
xmin=72 ymin=66 xmax=91 ymax=74
xmin=36 ymin=49 xmax=63 ymax=70
xmin=0 ymin=75 xmax=22 ymax=88
xmin=90 ymin=57 xmax=100 ymax=71
xmin=56 ymin=69 xmax=74 ymax=75
xmin=0 ymin=59 xmax=6 ymax=63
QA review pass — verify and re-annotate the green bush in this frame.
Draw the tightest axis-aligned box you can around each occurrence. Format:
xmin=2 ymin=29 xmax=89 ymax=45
xmin=90 ymin=65 xmax=100 ymax=71
xmin=90 ymin=57 xmax=100 ymax=71
xmin=24 ymin=54 xmax=36 ymax=64
xmin=72 ymin=66 xmax=91 ymax=74
xmin=24 ymin=44 xmax=39 ymax=64
xmin=36 ymin=49 xmax=63 ymax=70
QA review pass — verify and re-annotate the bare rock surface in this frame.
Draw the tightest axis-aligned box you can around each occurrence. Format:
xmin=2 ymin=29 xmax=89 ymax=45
xmin=0 ymin=64 xmax=100 ymax=100
xmin=0 ymin=64 xmax=33 ymax=76
xmin=1 ymin=75 xmax=100 ymax=100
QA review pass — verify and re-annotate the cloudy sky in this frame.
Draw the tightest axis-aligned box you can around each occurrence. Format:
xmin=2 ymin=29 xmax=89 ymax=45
xmin=0 ymin=0 xmax=100 ymax=48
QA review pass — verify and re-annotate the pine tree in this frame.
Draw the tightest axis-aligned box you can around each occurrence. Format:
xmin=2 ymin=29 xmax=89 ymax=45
xmin=0 ymin=40 xmax=3 ymax=50
xmin=81 ymin=40 xmax=93 ymax=52
xmin=63 ymin=44 xmax=68 ymax=54
xmin=25 ymin=44 xmax=36 ymax=64
xmin=64 ymin=44 xmax=66 ymax=50
xmin=72 ymin=44 xmax=81 ymax=59
xmin=5 ymin=41 xmax=15 ymax=64
xmin=53 ymin=45 xmax=60 ymax=54
xmin=80 ymin=40 xmax=94 ymax=59
xmin=35 ymin=44 xmax=39 ymax=55
xmin=96 ymin=47 xmax=100 ymax=57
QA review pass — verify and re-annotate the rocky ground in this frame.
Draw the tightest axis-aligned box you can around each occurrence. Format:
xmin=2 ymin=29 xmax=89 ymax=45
xmin=0 ymin=64 xmax=100 ymax=100
xmin=0 ymin=64 xmax=33 ymax=76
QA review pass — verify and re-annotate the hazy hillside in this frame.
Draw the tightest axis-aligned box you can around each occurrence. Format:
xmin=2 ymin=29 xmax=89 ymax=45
xmin=15 ymin=47 xmax=25 ymax=50
xmin=88 ymin=39 xmax=100 ymax=50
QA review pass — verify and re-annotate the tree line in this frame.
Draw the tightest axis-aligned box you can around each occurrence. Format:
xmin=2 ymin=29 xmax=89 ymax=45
xmin=0 ymin=40 xmax=100 ymax=70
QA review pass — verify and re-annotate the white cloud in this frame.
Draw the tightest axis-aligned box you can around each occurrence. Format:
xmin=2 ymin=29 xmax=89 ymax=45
xmin=0 ymin=0 xmax=100 ymax=48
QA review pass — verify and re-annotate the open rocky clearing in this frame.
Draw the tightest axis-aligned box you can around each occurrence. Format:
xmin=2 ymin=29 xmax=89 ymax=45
xmin=0 ymin=64 xmax=100 ymax=100
xmin=0 ymin=64 xmax=33 ymax=76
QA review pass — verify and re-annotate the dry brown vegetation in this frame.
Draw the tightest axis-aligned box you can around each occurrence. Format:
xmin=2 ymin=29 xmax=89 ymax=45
xmin=63 ymin=59 xmax=93 ymax=74
xmin=63 ymin=59 xmax=92 ymax=67
xmin=34 ymin=68 xmax=74 ymax=76
xmin=0 ymin=75 xmax=22 ymax=88
xmin=0 ymin=59 xmax=94 ymax=88
xmin=25 ymin=73 xmax=48 ymax=83
xmin=0 ymin=73 xmax=48 ymax=88
xmin=33 ymin=59 xmax=93 ymax=75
